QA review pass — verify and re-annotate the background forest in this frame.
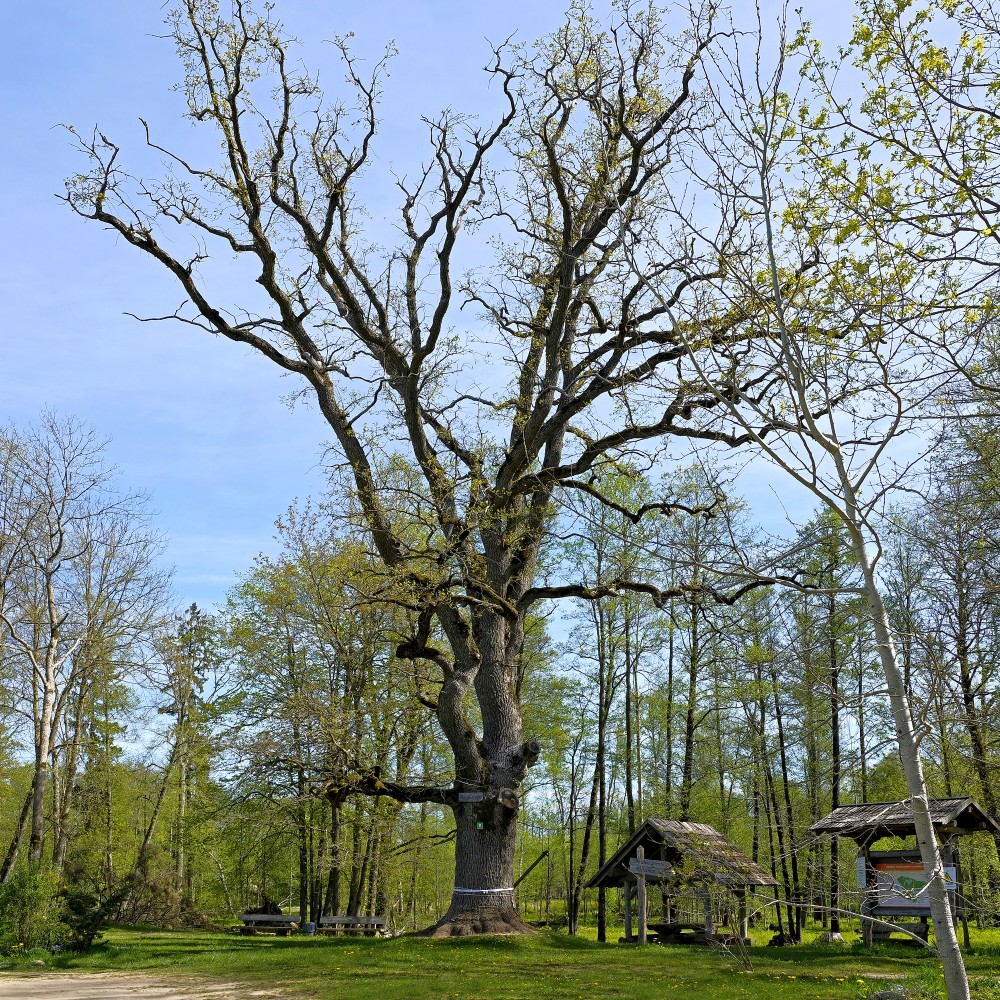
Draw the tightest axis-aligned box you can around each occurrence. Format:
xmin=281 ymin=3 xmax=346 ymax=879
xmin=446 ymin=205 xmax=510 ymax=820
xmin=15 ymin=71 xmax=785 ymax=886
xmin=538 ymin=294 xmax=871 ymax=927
xmin=2 ymin=406 xmax=999 ymax=947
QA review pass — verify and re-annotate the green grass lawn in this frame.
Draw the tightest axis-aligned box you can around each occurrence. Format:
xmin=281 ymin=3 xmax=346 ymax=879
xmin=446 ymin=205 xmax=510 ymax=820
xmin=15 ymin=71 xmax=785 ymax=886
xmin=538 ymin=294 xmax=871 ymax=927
xmin=2 ymin=927 xmax=999 ymax=999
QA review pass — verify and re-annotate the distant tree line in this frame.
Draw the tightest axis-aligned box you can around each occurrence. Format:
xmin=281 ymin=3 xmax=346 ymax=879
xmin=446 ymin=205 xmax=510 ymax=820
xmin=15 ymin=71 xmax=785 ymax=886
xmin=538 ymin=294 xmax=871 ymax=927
xmin=2 ymin=412 xmax=999 ymax=952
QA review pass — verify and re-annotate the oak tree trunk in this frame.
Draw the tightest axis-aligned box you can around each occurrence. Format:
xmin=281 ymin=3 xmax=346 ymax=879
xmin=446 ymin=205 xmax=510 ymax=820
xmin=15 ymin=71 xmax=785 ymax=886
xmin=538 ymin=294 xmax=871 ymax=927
xmin=423 ymin=803 xmax=532 ymax=936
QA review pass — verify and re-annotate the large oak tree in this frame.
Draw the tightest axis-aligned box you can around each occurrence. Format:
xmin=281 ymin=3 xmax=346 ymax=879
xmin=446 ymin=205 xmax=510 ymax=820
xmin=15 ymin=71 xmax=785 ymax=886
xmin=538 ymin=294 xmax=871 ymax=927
xmin=66 ymin=0 xmax=778 ymax=933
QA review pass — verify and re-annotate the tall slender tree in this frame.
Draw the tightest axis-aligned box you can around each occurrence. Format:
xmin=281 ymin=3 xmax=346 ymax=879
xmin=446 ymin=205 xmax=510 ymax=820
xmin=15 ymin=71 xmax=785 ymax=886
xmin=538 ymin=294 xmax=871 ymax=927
xmin=659 ymin=18 xmax=972 ymax=994
xmin=0 ymin=414 xmax=166 ymax=876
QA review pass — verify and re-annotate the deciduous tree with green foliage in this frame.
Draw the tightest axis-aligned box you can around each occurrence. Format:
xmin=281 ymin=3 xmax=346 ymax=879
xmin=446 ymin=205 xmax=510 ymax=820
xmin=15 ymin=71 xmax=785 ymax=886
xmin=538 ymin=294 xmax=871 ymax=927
xmin=65 ymin=0 xmax=783 ymax=934
xmin=656 ymin=11 xmax=974 ymax=993
xmin=0 ymin=414 xmax=167 ymax=882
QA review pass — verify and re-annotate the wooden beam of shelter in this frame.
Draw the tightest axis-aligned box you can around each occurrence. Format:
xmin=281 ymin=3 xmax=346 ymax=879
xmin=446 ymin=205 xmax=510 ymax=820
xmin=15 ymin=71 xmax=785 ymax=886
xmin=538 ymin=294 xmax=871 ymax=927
xmin=587 ymin=818 xmax=777 ymax=891
xmin=809 ymin=797 xmax=1000 ymax=845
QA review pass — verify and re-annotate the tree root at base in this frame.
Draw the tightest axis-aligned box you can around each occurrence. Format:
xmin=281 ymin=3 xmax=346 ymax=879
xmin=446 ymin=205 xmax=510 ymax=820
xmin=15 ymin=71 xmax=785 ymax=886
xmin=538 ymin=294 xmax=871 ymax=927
xmin=417 ymin=910 xmax=539 ymax=937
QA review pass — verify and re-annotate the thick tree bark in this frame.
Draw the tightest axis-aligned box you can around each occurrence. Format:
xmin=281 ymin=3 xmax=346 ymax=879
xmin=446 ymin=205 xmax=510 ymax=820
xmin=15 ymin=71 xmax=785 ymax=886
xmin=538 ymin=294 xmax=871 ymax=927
xmin=423 ymin=803 xmax=533 ymax=936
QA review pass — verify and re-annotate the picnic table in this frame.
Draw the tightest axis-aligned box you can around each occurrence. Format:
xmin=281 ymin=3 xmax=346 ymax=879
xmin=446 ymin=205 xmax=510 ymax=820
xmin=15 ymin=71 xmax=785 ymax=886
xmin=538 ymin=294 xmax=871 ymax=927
xmin=236 ymin=913 xmax=300 ymax=936
xmin=647 ymin=921 xmax=712 ymax=944
xmin=318 ymin=915 xmax=387 ymax=936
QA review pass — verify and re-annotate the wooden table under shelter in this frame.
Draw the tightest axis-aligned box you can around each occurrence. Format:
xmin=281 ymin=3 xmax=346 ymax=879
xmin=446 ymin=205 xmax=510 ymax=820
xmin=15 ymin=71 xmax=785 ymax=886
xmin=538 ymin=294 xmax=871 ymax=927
xmin=587 ymin=819 xmax=778 ymax=945
xmin=810 ymin=797 xmax=1000 ymax=945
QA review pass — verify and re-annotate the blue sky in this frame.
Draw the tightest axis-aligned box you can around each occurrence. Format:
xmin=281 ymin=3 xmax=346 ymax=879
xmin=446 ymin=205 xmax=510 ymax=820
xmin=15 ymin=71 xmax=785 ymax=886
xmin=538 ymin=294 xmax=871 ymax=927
xmin=1 ymin=1 xmax=853 ymax=612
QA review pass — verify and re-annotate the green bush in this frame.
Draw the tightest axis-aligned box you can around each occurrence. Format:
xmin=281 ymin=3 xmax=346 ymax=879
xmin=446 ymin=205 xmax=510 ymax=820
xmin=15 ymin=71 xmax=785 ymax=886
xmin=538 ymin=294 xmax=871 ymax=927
xmin=0 ymin=867 xmax=115 ymax=954
xmin=59 ymin=886 xmax=112 ymax=951
xmin=0 ymin=865 xmax=64 ymax=954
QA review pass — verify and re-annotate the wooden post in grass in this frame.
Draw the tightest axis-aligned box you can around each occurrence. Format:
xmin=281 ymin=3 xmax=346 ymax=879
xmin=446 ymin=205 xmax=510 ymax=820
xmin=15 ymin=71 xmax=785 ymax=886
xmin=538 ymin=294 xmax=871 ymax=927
xmin=636 ymin=847 xmax=647 ymax=945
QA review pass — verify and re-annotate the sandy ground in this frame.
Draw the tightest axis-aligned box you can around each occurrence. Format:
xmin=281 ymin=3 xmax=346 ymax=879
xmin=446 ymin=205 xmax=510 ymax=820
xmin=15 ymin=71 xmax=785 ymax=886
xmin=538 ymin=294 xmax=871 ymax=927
xmin=0 ymin=972 xmax=301 ymax=999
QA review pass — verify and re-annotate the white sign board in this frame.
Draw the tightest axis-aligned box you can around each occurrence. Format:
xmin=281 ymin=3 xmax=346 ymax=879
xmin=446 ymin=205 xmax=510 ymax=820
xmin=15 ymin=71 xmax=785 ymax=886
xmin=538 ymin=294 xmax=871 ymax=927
xmin=458 ymin=791 xmax=485 ymax=803
xmin=858 ymin=860 xmax=957 ymax=911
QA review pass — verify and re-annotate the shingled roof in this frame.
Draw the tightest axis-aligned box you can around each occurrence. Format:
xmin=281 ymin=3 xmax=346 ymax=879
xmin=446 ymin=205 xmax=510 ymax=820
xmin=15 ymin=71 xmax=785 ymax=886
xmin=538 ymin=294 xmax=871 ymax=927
xmin=810 ymin=797 xmax=1000 ymax=842
xmin=587 ymin=818 xmax=777 ymax=890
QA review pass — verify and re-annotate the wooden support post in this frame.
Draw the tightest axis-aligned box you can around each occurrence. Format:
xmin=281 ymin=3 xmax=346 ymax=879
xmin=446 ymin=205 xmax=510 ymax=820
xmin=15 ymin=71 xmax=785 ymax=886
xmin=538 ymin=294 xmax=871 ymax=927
xmin=738 ymin=889 xmax=748 ymax=941
xmin=636 ymin=847 xmax=647 ymax=945
xmin=942 ymin=838 xmax=956 ymax=918
xmin=945 ymin=838 xmax=971 ymax=948
xmin=660 ymin=846 xmax=670 ymax=921
xmin=624 ymin=880 xmax=633 ymax=942
xmin=860 ymin=847 xmax=874 ymax=947
xmin=703 ymin=887 xmax=713 ymax=940
xmin=513 ymin=849 xmax=549 ymax=889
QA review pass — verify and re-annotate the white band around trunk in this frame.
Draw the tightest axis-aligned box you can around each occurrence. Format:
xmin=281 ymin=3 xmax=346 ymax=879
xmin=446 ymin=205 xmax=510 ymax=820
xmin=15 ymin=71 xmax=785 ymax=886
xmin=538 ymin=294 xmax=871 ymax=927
xmin=452 ymin=887 xmax=515 ymax=894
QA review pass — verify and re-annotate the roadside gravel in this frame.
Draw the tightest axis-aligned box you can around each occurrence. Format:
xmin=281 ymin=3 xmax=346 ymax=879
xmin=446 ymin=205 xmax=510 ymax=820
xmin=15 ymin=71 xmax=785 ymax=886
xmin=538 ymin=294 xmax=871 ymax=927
xmin=0 ymin=973 xmax=300 ymax=999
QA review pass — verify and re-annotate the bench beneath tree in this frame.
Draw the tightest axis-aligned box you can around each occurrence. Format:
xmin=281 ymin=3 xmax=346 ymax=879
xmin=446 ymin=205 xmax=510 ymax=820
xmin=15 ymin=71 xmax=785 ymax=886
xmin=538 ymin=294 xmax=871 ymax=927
xmin=237 ymin=913 xmax=300 ymax=935
xmin=318 ymin=915 xmax=387 ymax=936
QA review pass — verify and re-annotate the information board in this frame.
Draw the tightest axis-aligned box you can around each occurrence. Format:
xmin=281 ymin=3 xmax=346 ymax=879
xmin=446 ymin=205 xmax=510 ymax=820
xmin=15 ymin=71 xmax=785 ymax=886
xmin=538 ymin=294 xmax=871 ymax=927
xmin=857 ymin=859 xmax=957 ymax=911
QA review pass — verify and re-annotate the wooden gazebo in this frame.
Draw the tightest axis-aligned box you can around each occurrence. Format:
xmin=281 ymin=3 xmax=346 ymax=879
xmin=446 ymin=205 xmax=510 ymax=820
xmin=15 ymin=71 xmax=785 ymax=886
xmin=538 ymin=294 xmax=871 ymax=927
xmin=587 ymin=819 xmax=777 ymax=944
xmin=810 ymin=797 xmax=1000 ymax=944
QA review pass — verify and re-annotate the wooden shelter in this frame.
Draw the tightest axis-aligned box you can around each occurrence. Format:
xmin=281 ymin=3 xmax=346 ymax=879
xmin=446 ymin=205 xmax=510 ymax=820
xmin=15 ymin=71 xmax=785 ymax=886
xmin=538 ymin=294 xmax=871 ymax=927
xmin=810 ymin=797 xmax=1000 ymax=944
xmin=587 ymin=819 xmax=777 ymax=944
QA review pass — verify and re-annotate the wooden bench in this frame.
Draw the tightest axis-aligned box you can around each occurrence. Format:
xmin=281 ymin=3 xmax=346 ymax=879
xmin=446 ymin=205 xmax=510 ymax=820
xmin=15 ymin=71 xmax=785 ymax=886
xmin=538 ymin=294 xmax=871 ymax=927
xmin=318 ymin=915 xmax=387 ymax=936
xmin=872 ymin=915 xmax=930 ymax=943
xmin=237 ymin=913 xmax=301 ymax=936
xmin=647 ymin=921 xmax=703 ymax=942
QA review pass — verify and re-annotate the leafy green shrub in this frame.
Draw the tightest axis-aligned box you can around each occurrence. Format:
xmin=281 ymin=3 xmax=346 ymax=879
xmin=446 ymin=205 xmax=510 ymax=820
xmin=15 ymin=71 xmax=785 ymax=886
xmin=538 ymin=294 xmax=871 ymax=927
xmin=0 ymin=866 xmax=118 ymax=954
xmin=0 ymin=865 xmax=64 ymax=954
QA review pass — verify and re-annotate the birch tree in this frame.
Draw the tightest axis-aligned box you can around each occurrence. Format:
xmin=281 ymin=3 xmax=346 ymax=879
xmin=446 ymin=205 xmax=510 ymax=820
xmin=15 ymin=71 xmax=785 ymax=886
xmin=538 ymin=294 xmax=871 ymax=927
xmin=654 ymin=20 xmax=972 ymax=997
xmin=0 ymin=414 xmax=167 ymax=875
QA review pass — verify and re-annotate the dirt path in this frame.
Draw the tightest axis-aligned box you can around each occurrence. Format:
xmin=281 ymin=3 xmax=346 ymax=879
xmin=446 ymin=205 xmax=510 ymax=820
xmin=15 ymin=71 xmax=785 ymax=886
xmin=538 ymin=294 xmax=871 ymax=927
xmin=0 ymin=972 xmax=301 ymax=999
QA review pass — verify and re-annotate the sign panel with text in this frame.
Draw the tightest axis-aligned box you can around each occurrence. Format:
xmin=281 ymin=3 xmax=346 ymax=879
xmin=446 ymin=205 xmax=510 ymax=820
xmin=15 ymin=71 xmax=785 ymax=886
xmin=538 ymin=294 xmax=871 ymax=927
xmin=864 ymin=861 xmax=957 ymax=911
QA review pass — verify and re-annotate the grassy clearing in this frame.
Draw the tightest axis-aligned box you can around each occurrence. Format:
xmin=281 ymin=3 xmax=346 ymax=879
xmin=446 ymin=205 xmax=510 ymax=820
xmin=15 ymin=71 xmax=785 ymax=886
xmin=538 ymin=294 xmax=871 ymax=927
xmin=1 ymin=927 xmax=998 ymax=999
